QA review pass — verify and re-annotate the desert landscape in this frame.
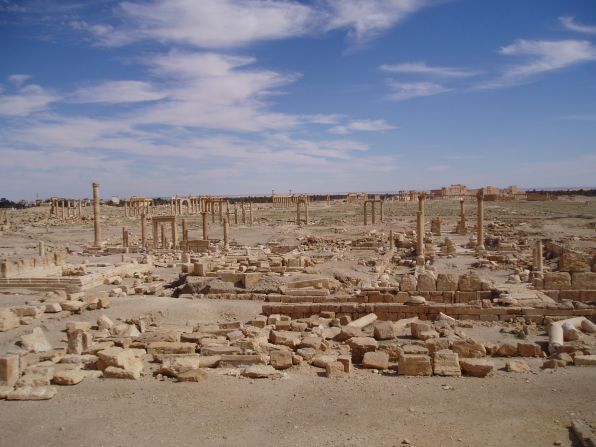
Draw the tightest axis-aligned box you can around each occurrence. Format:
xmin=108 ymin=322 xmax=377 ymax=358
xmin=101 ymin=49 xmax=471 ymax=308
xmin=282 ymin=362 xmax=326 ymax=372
xmin=0 ymin=187 xmax=594 ymax=447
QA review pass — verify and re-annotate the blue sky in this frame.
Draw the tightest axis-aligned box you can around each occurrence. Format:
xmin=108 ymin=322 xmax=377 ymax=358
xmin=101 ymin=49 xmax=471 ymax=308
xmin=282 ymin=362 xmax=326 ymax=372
xmin=1 ymin=0 xmax=595 ymax=200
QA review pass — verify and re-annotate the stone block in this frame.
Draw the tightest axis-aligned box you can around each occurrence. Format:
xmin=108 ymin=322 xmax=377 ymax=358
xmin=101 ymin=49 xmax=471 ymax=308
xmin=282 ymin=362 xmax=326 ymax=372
xmin=496 ymin=342 xmax=518 ymax=357
xmin=574 ymin=355 xmax=596 ymax=366
xmin=373 ymin=321 xmax=395 ymax=340
xmin=517 ymin=342 xmax=542 ymax=357
xmin=559 ymin=251 xmax=591 ymax=273
xmin=270 ymin=350 xmax=293 ymax=370
xmin=52 ymin=369 xmax=85 ymax=385
xmin=242 ymin=365 xmax=283 ymax=379
xmin=451 ymin=339 xmax=486 ymax=358
xmin=176 ymin=369 xmax=208 ymax=382
xmin=398 ymin=354 xmax=432 ymax=376
xmin=400 ymin=274 xmax=417 ymax=292
xmin=506 ymin=359 xmax=531 ymax=373
xmin=0 ymin=309 xmax=20 ymax=332
xmin=347 ymin=337 xmax=378 ymax=363
xmin=6 ymin=386 xmax=57 ymax=400
xmin=571 ymin=272 xmax=596 ymax=290
xmin=269 ymin=330 xmax=302 ymax=348
xmin=417 ymin=273 xmax=436 ymax=292
xmin=543 ymin=272 xmax=571 ymax=290
xmin=436 ymin=273 xmax=458 ymax=291
xmin=20 ymin=327 xmax=52 ymax=353
xmin=433 ymin=350 xmax=461 ymax=376
xmin=0 ymin=355 xmax=19 ymax=387
xmin=147 ymin=342 xmax=196 ymax=355
xmin=459 ymin=358 xmax=494 ymax=377
xmin=362 ymin=351 xmax=389 ymax=370
xmin=325 ymin=361 xmax=346 ymax=378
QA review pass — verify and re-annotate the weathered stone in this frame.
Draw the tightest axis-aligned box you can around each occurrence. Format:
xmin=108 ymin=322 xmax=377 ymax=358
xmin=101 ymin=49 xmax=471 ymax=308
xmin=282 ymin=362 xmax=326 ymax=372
xmin=269 ymin=330 xmax=302 ymax=348
xmin=436 ymin=273 xmax=458 ymax=292
xmin=312 ymin=354 xmax=338 ymax=369
xmin=147 ymin=342 xmax=195 ymax=355
xmin=571 ymin=272 xmax=596 ymax=290
xmin=0 ymin=309 xmax=20 ymax=332
xmin=347 ymin=313 xmax=378 ymax=329
xmin=559 ymin=251 xmax=591 ymax=273
xmin=347 ymin=337 xmax=378 ymax=363
xmin=103 ymin=366 xmax=140 ymax=380
xmin=433 ymin=350 xmax=461 ymax=376
xmin=496 ymin=342 xmax=518 ymax=357
xmin=362 ymin=351 xmax=389 ymax=369
xmin=20 ymin=327 xmax=52 ymax=353
xmin=400 ymin=274 xmax=417 ymax=292
xmin=373 ymin=321 xmax=395 ymax=340
xmin=337 ymin=355 xmax=353 ymax=373
xmin=417 ymin=273 xmax=436 ymax=292
xmin=506 ymin=359 xmax=531 ymax=373
xmin=451 ymin=339 xmax=486 ymax=358
xmin=97 ymin=315 xmax=114 ymax=330
xmin=270 ymin=350 xmax=293 ymax=370
xmin=176 ymin=369 xmax=208 ymax=382
xmin=296 ymin=347 xmax=316 ymax=361
xmin=459 ymin=359 xmax=494 ymax=377
xmin=325 ymin=361 xmax=346 ymax=378
xmin=159 ymin=354 xmax=201 ymax=376
xmin=6 ymin=386 xmax=57 ymax=400
xmin=334 ymin=326 xmax=363 ymax=342
xmin=398 ymin=354 xmax=432 ymax=376
xmin=458 ymin=272 xmax=483 ymax=292
xmin=0 ymin=355 xmax=19 ymax=387
xmin=517 ymin=342 xmax=542 ymax=357
xmin=410 ymin=322 xmax=432 ymax=339
xmin=242 ymin=365 xmax=283 ymax=379
xmin=574 ymin=355 xmax=596 ymax=366
xmin=299 ymin=335 xmax=323 ymax=350
xmin=543 ymin=272 xmax=571 ymax=290
xmin=218 ymin=354 xmax=266 ymax=368
xmin=97 ymin=347 xmax=144 ymax=375
xmin=52 ymin=369 xmax=85 ymax=385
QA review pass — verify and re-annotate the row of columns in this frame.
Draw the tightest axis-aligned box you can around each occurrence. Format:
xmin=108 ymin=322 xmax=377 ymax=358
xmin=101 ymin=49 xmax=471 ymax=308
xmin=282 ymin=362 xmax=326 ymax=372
xmin=124 ymin=199 xmax=152 ymax=217
xmin=363 ymin=200 xmax=384 ymax=225
xmin=296 ymin=200 xmax=309 ymax=225
xmin=50 ymin=198 xmax=86 ymax=219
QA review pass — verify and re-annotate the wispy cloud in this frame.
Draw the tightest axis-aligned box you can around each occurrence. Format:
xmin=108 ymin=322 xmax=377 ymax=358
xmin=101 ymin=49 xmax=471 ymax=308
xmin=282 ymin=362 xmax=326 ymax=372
xmin=385 ymin=81 xmax=449 ymax=100
xmin=560 ymin=16 xmax=596 ymax=35
xmin=8 ymin=74 xmax=32 ymax=86
xmin=0 ymin=81 xmax=60 ymax=117
xmin=71 ymin=80 xmax=167 ymax=104
xmin=329 ymin=119 xmax=397 ymax=134
xmin=379 ymin=62 xmax=480 ymax=77
xmin=479 ymin=39 xmax=596 ymax=88
xmin=429 ymin=165 xmax=449 ymax=172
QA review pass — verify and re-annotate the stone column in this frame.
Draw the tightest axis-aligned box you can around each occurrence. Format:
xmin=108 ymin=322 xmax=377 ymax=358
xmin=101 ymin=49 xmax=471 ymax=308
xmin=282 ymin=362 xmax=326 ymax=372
xmin=122 ymin=227 xmax=128 ymax=248
xmin=416 ymin=210 xmax=425 ymax=265
xmin=141 ymin=214 xmax=147 ymax=248
xmin=61 ymin=200 xmax=65 ymax=219
xmin=226 ymin=202 xmax=230 ymax=223
xmin=249 ymin=201 xmax=253 ymax=226
xmin=241 ymin=202 xmax=246 ymax=224
xmin=304 ymin=202 xmax=308 ymax=225
xmin=124 ymin=201 xmax=128 ymax=217
xmin=223 ymin=218 xmax=229 ymax=249
xmin=389 ymin=230 xmax=394 ymax=250
xmin=380 ymin=201 xmax=384 ymax=223
xmin=418 ymin=193 xmax=425 ymax=230
xmin=78 ymin=200 xmax=82 ymax=218
xmin=38 ymin=241 xmax=45 ymax=256
xmin=371 ymin=200 xmax=376 ymax=225
xmin=211 ymin=202 xmax=216 ymax=223
xmin=170 ymin=199 xmax=174 ymax=215
xmin=363 ymin=202 xmax=368 ymax=225
xmin=161 ymin=224 xmax=167 ymax=249
xmin=152 ymin=220 xmax=158 ymax=248
xmin=534 ymin=240 xmax=543 ymax=278
xmin=92 ymin=182 xmax=101 ymax=247
xmin=296 ymin=202 xmax=301 ymax=225
xmin=182 ymin=219 xmax=188 ymax=242
xmin=234 ymin=203 xmax=238 ymax=225
xmin=218 ymin=201 xmax=223 ymax=223
xmin=201 ymin=212 xmax=208 ymax=241
xmin=457 ymin=199 xmax=467 ymax=234
xmin=171 ymin=220 xmax=177 ymax=249
xmin=476 ymin=190 xmax=485 ymax=251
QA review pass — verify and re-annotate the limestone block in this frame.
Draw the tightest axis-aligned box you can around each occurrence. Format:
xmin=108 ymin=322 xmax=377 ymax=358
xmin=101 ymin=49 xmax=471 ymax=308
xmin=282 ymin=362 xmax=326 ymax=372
xmin=103 ymin=366 xmax=140 ymax=380
xmin=176 ymin=369 xmax=208 ymax=382
xmin=436 ymin=273 xmax=458 ymax=291
xmin=559 ymin=251 xmax=591 ymax=273
xmin=270 ymin=350 xmax=293 ymax=370
xmin=459 ymin=359 xmax=494 ymax=377
xmin=159 ymin=354 xmax=202 ymax=376
xmin=0 ymin=355 xmax=19 ymax=387
xmin=52 ymin=369 xmax=85 ymax=385
xmin=458 ymin=272 xmax=483 ymax=292
xmin=496 ymin=342 xmax=518 ymax=357
xmin=574 ymin=355 xmax=596 ymax=366
xmin=334 ymin=326 xmax=363 ymax=342
xmin=347 ymin=337 xmax=378 ymax=363
xmin=398 ymin=354 xmax=432 ymax=376
xmin=417 ymin=273 xmax=436 ymax=292
xmin=433 ymin=350 xmax=461 ymax=376
xmin=312 ymin=354 xmax=338 ymax=369
xmin=0 ymin=309 xmax=20 ymax=332
xmin=299 ymin=335 xmax=323 ymax=350
xmin=571 ymin=272 xmax=596 ymax=290
xmin=373 ymin=321 xmax=395 ymax=340
xmin=20 ymin=327 xmax=52 ymax=353
xmin=242 ymin=365 xmax=283 ymax=379
xmin=410 ymin=322 xmax=432 ymax=339
xmin=147 ymin=342 xmax=195 ymax=355
xmin=296 ymin=348 xmax=316 ymax=361
xmin=97 ymin=347 xmax=144 ymax=374
xmin=269 ymin=330 xmax=302 ymax=348
xmin=44 ymin=303 xmax=62 ymax=313
xmin=61 ymin=301 xmax=85 ymax=313
xmin=337 ymin=355 xmax=353 ymax=373
xmin=506 ymin=359 xmax=531 ymax=373
xmin=347 ymin=313 xmax=378 ymax=329
xmin=325 ymin=361 xmax=346 ymax=378
xmin=362 ymin=351 xmax=389 ymax=369
xmin=543 ymin=272 xmax=571 ymax=290
xmin=218 ymin=354 xmax=267 ymax=368
xmin=6 ymin=386 xmax=57 ymax=400
xmin=451 ymin=339 xmax=486 ymax=358
xmin=97 ymin=315 xmax=114 ymax=330
xmin=517 ymin=342 xmax=542 ymax=357
xmin=400 ymin=274 xmax=417 ymax=292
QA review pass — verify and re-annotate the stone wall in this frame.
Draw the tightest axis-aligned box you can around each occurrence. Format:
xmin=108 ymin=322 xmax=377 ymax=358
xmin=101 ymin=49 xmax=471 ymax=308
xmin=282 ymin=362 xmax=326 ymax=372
xmin=0 ymin=252 xmax=66 ymax=279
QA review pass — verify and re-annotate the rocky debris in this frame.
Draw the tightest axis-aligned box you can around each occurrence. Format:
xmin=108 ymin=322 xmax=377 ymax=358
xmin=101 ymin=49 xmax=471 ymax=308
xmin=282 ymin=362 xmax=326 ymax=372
xmin=459 ymin=359 xmax=494 ymax=377
xmin=19 ymin=327 xmax=52 ymax=353
xmin=433 ymin=350 xmax=461 ymax=377
xmin=505 ymin=359 xmax=531 ymax=373
xmin=398 ymin=354 xmax=432 ymax=376
xmin=362 ymin=351 xmax=389 ymax=370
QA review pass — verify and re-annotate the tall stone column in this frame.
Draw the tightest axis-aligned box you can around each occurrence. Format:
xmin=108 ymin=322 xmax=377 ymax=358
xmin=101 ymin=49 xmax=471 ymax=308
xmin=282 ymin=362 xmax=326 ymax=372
xmin=457 ymin=199 xmax=467 ymax=234
xmin=304 ymin=202 xmax=308 ymax=225
xmin=418 ymin=193 xmax=425 ymax=231
xmin=78 ymin=200 xmax=82 ymax=218
xmin=152 ymin=220 xmax=158 ymax=248
xmin=141 ymin=214 xmax=147 ymax=248
xmin=61 ymin=200 xmax=65 ymax=219
xmin=226 ymin=202 xmax=230 ymax=223
xmin=218 ymin=201 xmax=223 ymax=223
xmin=211 ymin=202 xmax=216 ymax=223
xmin=371 ymin=201 xmax=376 ymax=225
xmin=249 ymin=201 xmax=253 ymax=226
xmin=363 ymin=202 xmax=368 ymax=225
xmin=161 ymin=224 xmax=167 ymax=249
xmin=241 ymin=202 xmax=246 ymax=224
xmin=534 ymin=240 xmax=543 ymax=278
xmin=476 ymin=190 xmax=485 ymax=251
xmin=234 ymin=203 xmax=238 ymax=225
xmin=201 ymin=212 xmax=208 ymax=241
xmin=122 ymin=227 xmax=128 ymax=248
xmin=223 ymin=218 xmax=229 ymax=249
xmin=92 ymin=182 xmax=101 ymax=247
xmin=389 ymin=230 xmax=394 ymax=250
xmin=124 ymin=201 xmax=128 ymax=217
xmin=38 ymin=241 xmax=45 ymax=256
xmin=171 ymin=221 xmax=177 ymax=249
xmin=380 ymin=201 xmax=384 ymax=223
xmin=416 ymin=210 xmax=425 ymax=265
xmin=296 ymin=202 xmax=301 ymax=225
xmin=182 ymin=219 xmax=188 ymax=241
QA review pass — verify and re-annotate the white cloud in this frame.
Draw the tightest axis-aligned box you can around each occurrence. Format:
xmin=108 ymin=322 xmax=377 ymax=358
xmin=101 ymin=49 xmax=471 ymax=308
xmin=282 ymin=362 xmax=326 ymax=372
xmin=379 ymin=62 xmax=480 ymax=77
xmin=429 ymin=165 xmax=449 ymax=172
xmin=329 ymin=119 xmax=397 ymax=134
xmin=323 ymin=0 xmax=434 ymax=44
xmin=386 ymin=81 xmax=449 ymax=100
xmin=560 ymin=16 xmax=596 ymax=35
xmin=111 ymin=0 xmax=315 ymax=49
xmin=8 ymin=74 xmax=32 ymax=85
xmin=499 ymin=39 xmax=596 ymax=79
xmin=71 ymin=80 xmax=167 ymax=104
xmin=302 ymin=113 xmax=345 ymax=125
xmin=0 ymin=84 xmax=60 ymax=117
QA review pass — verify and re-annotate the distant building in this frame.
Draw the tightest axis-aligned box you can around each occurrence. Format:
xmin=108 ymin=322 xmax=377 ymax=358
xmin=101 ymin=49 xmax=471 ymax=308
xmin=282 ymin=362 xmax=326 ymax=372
xmin=111 ymin=196 xmax=120 ymax=205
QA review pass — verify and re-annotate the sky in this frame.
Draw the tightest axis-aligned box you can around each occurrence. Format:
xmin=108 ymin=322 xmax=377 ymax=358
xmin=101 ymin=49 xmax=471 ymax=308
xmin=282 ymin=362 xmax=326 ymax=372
xmin=1 ymin=0 xmax=595 ymax=200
